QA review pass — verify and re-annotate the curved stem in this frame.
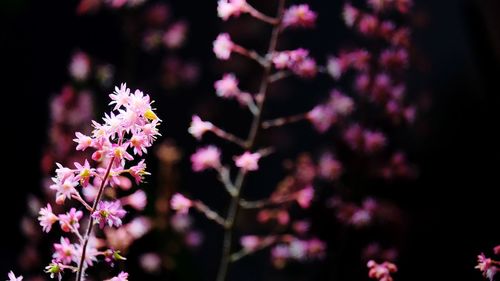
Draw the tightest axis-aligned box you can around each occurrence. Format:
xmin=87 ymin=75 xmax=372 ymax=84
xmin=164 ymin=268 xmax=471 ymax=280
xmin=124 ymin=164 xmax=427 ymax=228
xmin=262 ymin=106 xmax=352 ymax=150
xmin=215 ymin=1 xmax=286 ymax=281
xmin=75 ymin=157 xmax=115 ymax=281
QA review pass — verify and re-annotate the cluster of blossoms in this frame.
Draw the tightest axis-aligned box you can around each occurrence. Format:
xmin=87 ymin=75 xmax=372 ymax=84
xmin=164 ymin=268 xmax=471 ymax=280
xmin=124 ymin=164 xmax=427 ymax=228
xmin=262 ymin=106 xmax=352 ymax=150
xmin=476 ymin=246 xmax=500 ymax=281
xmin=36 ymin=83 xmax=160 ymax=280
xmin=367 ymin=260 xmax=398 ymax=281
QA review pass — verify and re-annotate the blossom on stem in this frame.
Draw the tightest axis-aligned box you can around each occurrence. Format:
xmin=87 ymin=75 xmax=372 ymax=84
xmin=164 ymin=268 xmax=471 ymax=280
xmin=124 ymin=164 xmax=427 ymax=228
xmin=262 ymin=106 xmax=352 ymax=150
xmin=58 ymin=208 xmax=83 ymax=233
xmin=215 ymin=73 xmax=241 ymax=99
xmin=213 ymin=33 xmax=234 ymax=60
xmin=53 ymin=237 xmax=77 ymax=265
xmin=6 ymin=271 xmax=23 ymax=281
xmin=188 ymin=115 xmax=214 ymax=140
xmin=50 ymin=178 xmax=78 ymax=205
xmin=240 ymin=236 xmax=261 ymax=251
xmin=170 ymin=194 xmax=192 ymax=214
xmin=74 ymin=159 xmax=95 ymax=187
xmin=367 ymin=260 xmax=397 ymax=281
xmin=128 ymin=159 xmax=150 ymax=184
xmin=217 ymin=0 xmax=248 ymax=21
xmin=234 ymin=151 xmax=261 ymax=172
xmin=476 ymin=253 xmax=498 ymax=281
xmin=283 ymin=4 xmax=317 ymax=29
xmin=38 ymin=203 xmax=59 ymax=233
xmin=191 ymin=146 xmax=222 ymax=172
xmin=92 ymin=201 xmax=127 ymax=229
xmin=74 ymin=132 xmax=93 ymax=151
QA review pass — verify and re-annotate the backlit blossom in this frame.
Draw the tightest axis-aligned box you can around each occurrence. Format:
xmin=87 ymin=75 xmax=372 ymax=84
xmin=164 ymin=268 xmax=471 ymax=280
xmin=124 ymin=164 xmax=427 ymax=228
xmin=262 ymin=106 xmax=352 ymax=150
xmin=38 ymin=203 xmax=59 ymax=233
xmin=283 ymin=4 xmax=317 ymax=29
xmin=217 ymin=0 xmax=248 ymax=21
xmin=214 ymin=73 xmax=241 ymax=99
xmin=171 ymin=193 xmax=192 ymax=214
xmin=92 ymin=201 xmax=127 ymax=229
xmin=74 ymin=159 xmax=95 ymax=187
xmin=191 ymin=145 xmax=222 ymax=172
xmin=109 ymin=83 xmax=131 ymax=111
xmin=58 ymin=208 xmax=83 ymax=233
xmin=128 ymin=159 xmax=150 ymax=184
xmin=296 ymin=186 xmax=314 ymax=208
xmin=234 ymin=151 xmax=261 ymax=172
xmin=73 ymin=132 xmax=93 ymax=151
xmin=6 ymin=271 xmax=23 ymax=281
xmin=213 ymin=33 xmax=234 ymax=60
xmin=69 ymin=51 xmax=90 ymax=81
xmin=241 ymin=236 xmax=261 ymax=251
xmin=367 ymin=260 xmax=398 ymax=281
xmin=50 ymin=178 xmax=78 ymax=205
xmin=188 ymin=115 xmax=213 ymax=140
xmin=53 ymin=237 xmax=76 ymax=265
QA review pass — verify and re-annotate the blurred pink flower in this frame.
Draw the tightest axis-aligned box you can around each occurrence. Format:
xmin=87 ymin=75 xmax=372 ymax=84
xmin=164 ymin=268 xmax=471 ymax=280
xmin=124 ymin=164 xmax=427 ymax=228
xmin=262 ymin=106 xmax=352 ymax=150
xmin=191 ymin=145 xmax=222 ymax=172
xmin=188 ymin=115 xmax=214 ymax=140
xmin=7 ymin=271 xmax=23 ymax=281
xmin=367 ymin=260 xmax=398 ymax=281
xmin=217 ymin=0 xmax=248 ymax=21
xmin=234 ymin=151 xmax=261 ymax=172
xmin=283 ymin=4 xmax=317 ymax=29
xmin=38 ymin=203 xmax=59 ymax=233
xmin=213 ymin=33 xmax=234 ymax=60
xmin=171 ymin=193 xmax=192 ymax=214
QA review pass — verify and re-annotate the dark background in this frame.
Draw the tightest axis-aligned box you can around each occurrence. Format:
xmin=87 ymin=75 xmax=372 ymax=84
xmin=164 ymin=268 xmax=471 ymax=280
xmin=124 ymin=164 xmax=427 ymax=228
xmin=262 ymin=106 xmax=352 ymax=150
xmin=1 ymin=0 xmax=500 ymax=280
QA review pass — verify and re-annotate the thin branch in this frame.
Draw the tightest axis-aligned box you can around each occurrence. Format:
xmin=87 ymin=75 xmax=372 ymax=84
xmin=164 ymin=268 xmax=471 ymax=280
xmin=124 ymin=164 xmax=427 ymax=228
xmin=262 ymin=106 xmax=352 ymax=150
xmin=262 ymin=113 xmax=307 ymax=129
xmin=269 ymin=71 xmax=292 ymax=83
xmin=212 ymin=126 xmax=247 ymax=148
xmin=217 ymin=167 xmax=237 ymax=197
xmin=230 ymin=236 xmax=279 ymax=262
xmin=233 ymin=45 xmax=269 ymax=68
xmin=193 ymin=201 xmax=227 ymax=228
xmin=76 ymin=157 xmax=115 ymax=281
xmin=72 ymin=193 xmax=93 ymax=212
xmin=246 ymin=4 xmax=280 ymax=25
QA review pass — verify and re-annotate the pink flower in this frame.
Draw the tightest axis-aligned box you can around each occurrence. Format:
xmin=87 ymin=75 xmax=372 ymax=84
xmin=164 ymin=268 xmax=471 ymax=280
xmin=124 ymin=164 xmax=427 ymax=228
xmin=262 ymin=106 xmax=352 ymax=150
xmin=494 ymin=245 xmax=500 ymax=255
xmin=296 ymin=186 xmax=314 ymax=208
xmin=241 ymin=235 xmax=261 ymax=251
xmin=357 ymin=14 xmax=379 ymax=36
xmin=50 ymin=178 xmax=78 ymax=205
xmin=307 ymin=105 xmax=336 ymax=133
xmin=329 ymin=90 xmax=355 ymax=116
xmin=188 ymin=115 xmax=214 ymax=140
xmin=92 ymin=201 xmax=127 ymax=229
xmin=217 ymin=0 xmax=248 ymax=21
xmin=129 ymin=159 xmax=150 ymax=184
xmin=163 ymin=21 xmax=188 ymax=49
xmin=363 ymin=130 xmax=387 ymax=153
xmin=122 ymin=190 xmax=147 ymax=211
xmin=318 ymin=153 xmax=343 ymax=181
xmin=327 ymin=56 xmax=347 ymax=79
xmin=6 ymin=271 xmax=23 ymax=281
xmin=234 ymin=151 xmax=261 ymax=172
xmin=213 ymin=33 xmax=234 ymax=60
xmin=109 ymin=83 xmax=131 ymax=111
xmin=74 ymin=159 xmax=95 ymax=187
xmin=106 ymin=272 xmax=129 ymax=281
xmin=73 ymin=132 xmax=93 ymax=151
xmin=367 ymin=260 xmax=398 ymax=281
xmin=367 ymin=0 xmax=391 ymax=12
xmin=214 ymin=73 xmax=241 ymax=98
xmin=342 ymin=3 xmax=360 ymax=27
xmin=58 ymin=208 xmax=83 ymax=233
xmin=283 ymin=4 xmax=317 ymax=29
xmin=69 ymin=51 xmax=90 ymax=81
xmin=191 ymin=146 xmax=222 ymax=172
xmin=38 ymin=203 xmax=59 ymax=233
xmin=129 ymin=133 xmax=149 ymax=156
xmin=476 ymin=254 xmax=497 ymax=281
xmin=110 ymin=143 xmax=134 ymax=164
xmin=379 ymin=48 xmax=408 ymax=70
xmin=125 ymin=217 xmax=152 ymax=239
xmin=53 ymin=237 xmax=76 ymax=265
xmin=171 ymin=193 xmax=192 ymax=214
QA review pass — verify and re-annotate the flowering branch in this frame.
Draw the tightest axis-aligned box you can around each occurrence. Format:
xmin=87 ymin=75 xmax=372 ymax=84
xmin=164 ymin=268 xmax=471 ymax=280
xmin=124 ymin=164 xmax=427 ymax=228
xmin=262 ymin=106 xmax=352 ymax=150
xmin=76 ymin=157 xmax=114 ymax=281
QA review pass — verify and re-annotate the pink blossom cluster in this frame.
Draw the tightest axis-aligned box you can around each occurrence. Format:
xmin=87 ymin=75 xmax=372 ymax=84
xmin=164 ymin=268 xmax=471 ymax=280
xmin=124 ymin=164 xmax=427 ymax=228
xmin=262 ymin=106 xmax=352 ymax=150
xmin=37 ymin=83 xmax=160 ymax=280
xmin=77 ymin=0 xmax=147 ymax=15
xmin=272 ymin=49 xmax=317 ymax=78
xmin=476 ymin=246 xmax=500 ymax=281
xmin=307 ymin=90 xmax=355 ymax=132
xmin=343 ymin=124 xmax=387 ymax=153
xmin=367 ymin=260 xmax=398 ymax=281
xmin=270 ymin=238 xmax=326 ymax=268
